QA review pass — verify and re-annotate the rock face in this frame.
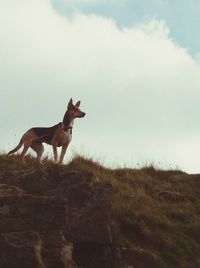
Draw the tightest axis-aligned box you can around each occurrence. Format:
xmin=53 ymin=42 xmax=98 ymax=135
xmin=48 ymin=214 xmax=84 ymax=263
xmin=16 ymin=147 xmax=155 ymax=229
xmin=0 ymin=167 xmax=115 ymax=268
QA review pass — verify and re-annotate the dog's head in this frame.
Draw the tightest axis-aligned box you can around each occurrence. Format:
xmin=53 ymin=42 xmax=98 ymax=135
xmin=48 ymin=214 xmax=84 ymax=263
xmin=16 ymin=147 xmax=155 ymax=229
xmin=67 ymin=98 xmax=86 ymax=118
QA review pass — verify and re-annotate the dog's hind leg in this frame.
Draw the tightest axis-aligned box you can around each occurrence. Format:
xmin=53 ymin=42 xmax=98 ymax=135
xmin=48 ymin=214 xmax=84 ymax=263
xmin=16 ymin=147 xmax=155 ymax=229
xmin=20 ymin=141 xmax=32 ymax=162
xmin=30 ymin=141 xmax=44 ymax=163
xmin=19 ymin=129 xmax=40 ymax=162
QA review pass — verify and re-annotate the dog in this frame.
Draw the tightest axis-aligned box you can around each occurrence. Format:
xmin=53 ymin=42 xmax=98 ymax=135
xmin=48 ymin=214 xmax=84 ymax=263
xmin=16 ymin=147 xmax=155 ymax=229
xmin=8 ymin=98 xmax=86 ymax=164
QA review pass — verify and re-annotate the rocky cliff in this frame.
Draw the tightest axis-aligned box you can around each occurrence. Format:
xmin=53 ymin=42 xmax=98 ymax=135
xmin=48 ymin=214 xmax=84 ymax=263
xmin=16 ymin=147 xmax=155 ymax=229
xmin=0 ymin=165 xmax=115 ymax=268
xmin=0 ymin=155 xmax=200 ymax=268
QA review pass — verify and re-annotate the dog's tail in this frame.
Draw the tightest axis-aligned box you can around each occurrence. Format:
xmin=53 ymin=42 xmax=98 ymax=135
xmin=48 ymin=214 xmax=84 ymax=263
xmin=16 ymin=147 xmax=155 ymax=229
xmin=8 ymin=138 xmax=23 ymax=155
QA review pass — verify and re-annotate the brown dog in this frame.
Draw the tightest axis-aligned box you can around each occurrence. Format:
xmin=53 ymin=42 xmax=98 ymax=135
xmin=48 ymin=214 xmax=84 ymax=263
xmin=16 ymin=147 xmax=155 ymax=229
xmin=8 ymin=99 xmax=86 ymax=163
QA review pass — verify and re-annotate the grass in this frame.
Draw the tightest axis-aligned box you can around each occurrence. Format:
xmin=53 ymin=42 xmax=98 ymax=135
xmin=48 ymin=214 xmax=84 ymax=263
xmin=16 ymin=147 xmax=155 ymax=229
xmin=0 ymin=153 xmax=200 ymax=267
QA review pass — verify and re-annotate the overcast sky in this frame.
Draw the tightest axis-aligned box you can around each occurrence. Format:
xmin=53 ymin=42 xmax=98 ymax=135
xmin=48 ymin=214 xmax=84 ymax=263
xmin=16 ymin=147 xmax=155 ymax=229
xmin=1 ymin=0 xmax=200 ymax=173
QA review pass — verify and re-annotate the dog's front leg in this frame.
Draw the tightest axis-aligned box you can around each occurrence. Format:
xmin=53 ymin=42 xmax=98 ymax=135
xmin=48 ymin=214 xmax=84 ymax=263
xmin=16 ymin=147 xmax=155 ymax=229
xmin=59 ymin=143 xmax=68 ymax=164
xmin=53 ymin=143 xmax=58 ymax=163
xmin=51 ymin=138 xmax=58 ymax=163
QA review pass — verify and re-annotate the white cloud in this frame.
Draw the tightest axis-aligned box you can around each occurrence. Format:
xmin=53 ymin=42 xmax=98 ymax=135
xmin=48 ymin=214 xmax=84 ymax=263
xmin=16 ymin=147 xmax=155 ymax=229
xmin=54 ymin=0 xmax=126 ymax=5
xmin=1 ymin=0 xmax=200 ymax=172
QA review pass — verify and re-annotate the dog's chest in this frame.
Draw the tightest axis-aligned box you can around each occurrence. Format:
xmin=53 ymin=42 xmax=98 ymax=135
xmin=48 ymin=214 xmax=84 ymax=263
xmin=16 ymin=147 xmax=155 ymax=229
xmin=57 ymin=129 xmax=72 ymax=146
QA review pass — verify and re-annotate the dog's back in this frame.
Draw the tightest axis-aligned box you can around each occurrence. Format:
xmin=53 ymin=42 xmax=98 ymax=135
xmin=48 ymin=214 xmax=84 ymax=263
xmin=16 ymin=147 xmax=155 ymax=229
xmin=32 ymin=122 xmax=63 ymax=145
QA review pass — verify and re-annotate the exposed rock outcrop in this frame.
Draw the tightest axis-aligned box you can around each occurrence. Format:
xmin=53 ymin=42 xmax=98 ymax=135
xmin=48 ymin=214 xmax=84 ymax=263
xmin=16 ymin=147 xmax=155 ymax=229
xmin=0 ymin=167 xmax=117 ymax=268
xmin=1 ymin=159 xmax=200 ymax=268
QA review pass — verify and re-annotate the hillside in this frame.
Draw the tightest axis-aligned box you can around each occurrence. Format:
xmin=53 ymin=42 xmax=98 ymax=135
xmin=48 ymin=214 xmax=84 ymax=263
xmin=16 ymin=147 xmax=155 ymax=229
xmin=0 ymin=154 xmax=200 ymax=268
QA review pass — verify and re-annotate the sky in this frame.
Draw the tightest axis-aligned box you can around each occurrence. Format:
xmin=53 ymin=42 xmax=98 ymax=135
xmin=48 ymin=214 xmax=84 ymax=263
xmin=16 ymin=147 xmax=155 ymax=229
xmin=1 ymin=0 xmax=200 ymax=173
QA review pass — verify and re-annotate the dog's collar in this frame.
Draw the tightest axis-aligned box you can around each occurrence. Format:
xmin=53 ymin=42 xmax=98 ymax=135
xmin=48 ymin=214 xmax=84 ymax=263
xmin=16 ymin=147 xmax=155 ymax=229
xmin=60 ymin=122 xmax=73 ymax=131
xmin=64 ymin=126 xmax=73 ymax=131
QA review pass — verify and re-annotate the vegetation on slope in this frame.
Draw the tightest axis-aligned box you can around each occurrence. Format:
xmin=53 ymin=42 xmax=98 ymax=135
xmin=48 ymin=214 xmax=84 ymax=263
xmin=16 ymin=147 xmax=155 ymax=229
xmin=0 ymin=154 xmax=200 ymax=267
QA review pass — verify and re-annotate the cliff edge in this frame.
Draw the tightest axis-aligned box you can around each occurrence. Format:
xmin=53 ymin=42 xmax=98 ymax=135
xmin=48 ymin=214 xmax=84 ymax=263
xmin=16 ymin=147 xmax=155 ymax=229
xmin=0 ymin=155 xmax=200 ymax=268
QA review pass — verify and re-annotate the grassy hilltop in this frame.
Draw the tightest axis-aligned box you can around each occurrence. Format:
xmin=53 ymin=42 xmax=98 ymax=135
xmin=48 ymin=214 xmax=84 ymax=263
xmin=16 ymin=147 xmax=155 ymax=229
xmin=0 ymin=154 xmax=200 ymax=268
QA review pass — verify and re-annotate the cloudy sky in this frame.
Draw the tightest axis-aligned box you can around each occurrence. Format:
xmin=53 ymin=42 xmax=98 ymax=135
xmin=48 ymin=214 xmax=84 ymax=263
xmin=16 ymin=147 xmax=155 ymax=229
xmin=1 ymin=0 xmax=200 ymax=173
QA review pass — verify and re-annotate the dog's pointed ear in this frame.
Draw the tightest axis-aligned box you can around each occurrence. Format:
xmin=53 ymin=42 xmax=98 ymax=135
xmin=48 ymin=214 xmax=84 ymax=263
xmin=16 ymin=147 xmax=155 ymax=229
xmin=75 ymin=101 xmax=81 ymax=108
xmin=68 ymin=98 xmax=73 ymax=108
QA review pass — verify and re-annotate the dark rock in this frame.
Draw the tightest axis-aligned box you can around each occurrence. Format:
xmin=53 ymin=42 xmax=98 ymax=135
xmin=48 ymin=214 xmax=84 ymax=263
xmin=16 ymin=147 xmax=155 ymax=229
xmin=0 ymin=184 xmax=67 ymax=233
xmin=0 ymin=168 xmax=115 ymax=267
xmin=0 ymin=232 xmax=42 ymax=268
xmin=45 ymin=170 xmax=113 ymax=243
